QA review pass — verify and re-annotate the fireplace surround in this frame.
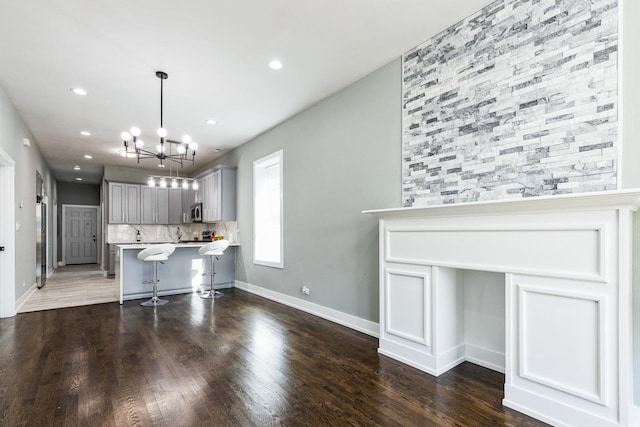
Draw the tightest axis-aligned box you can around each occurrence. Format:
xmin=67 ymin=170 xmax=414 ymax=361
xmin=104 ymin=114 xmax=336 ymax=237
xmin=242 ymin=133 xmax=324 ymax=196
xmin=365 ymin=189 xmax=640 ymax=426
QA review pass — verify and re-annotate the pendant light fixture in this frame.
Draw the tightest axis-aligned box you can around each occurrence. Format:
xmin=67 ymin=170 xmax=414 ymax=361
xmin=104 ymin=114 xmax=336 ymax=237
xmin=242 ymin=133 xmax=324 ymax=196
xmin=146 ymin=148 xmax=199 ymax=190
xmin=120 ymin=71 xmax=198 ymax=168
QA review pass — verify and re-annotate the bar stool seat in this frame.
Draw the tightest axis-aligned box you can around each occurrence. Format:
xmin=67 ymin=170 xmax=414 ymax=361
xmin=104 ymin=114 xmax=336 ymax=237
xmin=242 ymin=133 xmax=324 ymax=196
xmin=198 ymin=240 xmax=230 ymax=299
xmin=137 ymin=243 xmax=175 ymax=306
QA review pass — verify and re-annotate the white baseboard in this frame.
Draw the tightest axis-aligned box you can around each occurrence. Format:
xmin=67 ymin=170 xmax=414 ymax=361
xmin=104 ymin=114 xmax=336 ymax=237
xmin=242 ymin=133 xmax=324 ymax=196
xmin=16 ymin=282 xmax=38 ymax=313
xmin=58 ymin=261 xmax=65 ymax=267
xmin=465 ymin=343 xmax=505 ymax=374
xmin=234 ymin=280 xmax=379 ymax=337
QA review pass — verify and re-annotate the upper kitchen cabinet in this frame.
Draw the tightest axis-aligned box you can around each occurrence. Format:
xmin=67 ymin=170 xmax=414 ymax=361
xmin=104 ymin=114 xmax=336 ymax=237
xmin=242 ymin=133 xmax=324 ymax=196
xmin=140 ymin=187 xmax=182 ymax=225
xmin=182 ymin=186 xmax=196 ymax=224
xmin=168 ymin=187 xmax=182 ymax=224
xmin=196 ymin=166 xmax=236 ymax=222
xmin=109 ymin=182 xmax=141 ymax=224
xmin=141 ymin=186 xmax=166 ymax=224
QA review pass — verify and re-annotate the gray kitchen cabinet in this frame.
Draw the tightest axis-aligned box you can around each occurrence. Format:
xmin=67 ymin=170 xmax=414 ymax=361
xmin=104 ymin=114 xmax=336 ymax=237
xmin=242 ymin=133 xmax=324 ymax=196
xmin=140 ymin=186 xmax=154 ymax=224
xmin=156 ymin=187 xmax=169 ymax=224
xmin=197 ymin=166 xmax=236 ymax=222
xmin=109 ymin=181 xmax=198 ymax=225
xmin=182 ymin=186 xmax=195 ymax=223
xmin=168 ymin=187 xmax=182 ymax=224
xmin=141 ymin=186 xmax=170 ymax=224
xmin=109 ymin=182 xmax=141 ymax=224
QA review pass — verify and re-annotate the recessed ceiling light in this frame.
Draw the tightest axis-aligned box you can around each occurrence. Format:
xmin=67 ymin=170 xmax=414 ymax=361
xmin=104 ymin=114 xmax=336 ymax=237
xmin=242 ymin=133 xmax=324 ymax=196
xmin=205 ymin=119 xmax=217 ymax=125
xmin=70 ymin=88 xmax=88 ymax=96
xmin=73 ymin=165 xmax=81 ymax=170
xmin=269 ymin=60 xmax=283 ymax=70
xmin=214 ymin=148 xmax=223 ymax=152
xmin=75 ymin=177 xmax=83 ymax=181
xmin=84 ymin=154 xmax=93 ymax=159
xmin=80 ymin=131 xmax=91 ymax=136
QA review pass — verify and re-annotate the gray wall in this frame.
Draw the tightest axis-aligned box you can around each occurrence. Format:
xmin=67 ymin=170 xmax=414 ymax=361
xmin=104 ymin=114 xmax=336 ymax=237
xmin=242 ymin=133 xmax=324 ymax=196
xmin=0 ymin=84 xmax=54 ymax=302
xmin=206 ymin=59 xmax=402 ymax=322
xmin=103 ymin=164 xmax=160 ymax=185
xmin=621 ymin=0 xmax=640 ymax=189
xmin=56 ymin=182 xmax=100 ymax=262
xmin=620 ymin=0 xmax=640 ymax=406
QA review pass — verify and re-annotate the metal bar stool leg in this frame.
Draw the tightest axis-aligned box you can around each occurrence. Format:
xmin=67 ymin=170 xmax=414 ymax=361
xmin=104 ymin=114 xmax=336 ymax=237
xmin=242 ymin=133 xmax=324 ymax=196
xmin=141 ymin=260 xmax=169 ymax=306
xmin=201 ymin=255 xmax=223 ymax=299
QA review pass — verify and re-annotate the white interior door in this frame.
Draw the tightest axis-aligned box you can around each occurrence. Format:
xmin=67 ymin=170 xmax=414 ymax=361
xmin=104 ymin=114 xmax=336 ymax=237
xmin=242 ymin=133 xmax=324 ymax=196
xmin=65 ymin=206 xmax=97 ymax=265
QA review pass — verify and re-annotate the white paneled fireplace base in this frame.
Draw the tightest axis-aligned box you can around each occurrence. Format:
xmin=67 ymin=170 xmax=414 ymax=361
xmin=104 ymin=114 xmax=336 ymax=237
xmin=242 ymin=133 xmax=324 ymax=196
xmin=366 ymin=190 xmax=640 ymax=427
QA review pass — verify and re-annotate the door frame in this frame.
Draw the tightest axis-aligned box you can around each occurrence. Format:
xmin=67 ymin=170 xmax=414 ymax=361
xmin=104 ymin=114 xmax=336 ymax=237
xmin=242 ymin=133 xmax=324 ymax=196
xmin=0 ymin=146 xmax=16 ymax=318
xmin=61 ymin=204 xmax=100 ymax=266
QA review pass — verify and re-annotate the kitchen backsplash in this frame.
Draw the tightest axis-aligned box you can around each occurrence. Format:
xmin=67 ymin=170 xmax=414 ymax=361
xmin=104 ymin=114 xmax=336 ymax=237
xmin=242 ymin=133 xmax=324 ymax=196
xmin=107 ymin=222 xmax=238 ymax=244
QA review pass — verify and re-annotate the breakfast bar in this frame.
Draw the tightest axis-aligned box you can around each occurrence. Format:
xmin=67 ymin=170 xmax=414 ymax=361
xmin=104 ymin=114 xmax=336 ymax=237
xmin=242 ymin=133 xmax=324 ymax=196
xmin=115 ymin=242 xmax=237 ymax=303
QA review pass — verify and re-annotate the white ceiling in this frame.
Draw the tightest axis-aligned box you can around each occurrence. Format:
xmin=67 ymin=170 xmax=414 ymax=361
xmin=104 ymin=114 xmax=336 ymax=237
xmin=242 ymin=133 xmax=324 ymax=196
xmin=0 ymin=0 xmax=490 ymax=184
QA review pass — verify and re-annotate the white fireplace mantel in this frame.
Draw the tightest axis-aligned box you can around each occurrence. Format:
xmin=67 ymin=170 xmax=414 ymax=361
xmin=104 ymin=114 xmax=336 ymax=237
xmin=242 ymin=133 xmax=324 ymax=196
xmin=364 ymin=189 xmax=640 ymax=427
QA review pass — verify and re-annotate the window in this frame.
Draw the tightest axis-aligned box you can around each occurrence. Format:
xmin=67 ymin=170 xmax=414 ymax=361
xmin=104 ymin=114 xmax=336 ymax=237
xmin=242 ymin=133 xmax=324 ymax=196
xmin=253 ymin=150 xmax=283 ymax=268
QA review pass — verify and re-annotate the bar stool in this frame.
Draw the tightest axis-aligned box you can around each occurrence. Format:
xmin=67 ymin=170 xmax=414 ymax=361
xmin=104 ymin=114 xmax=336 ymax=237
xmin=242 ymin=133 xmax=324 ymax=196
xmin=137 ymin=243 xmax=176 ymax=307
xmin=198 ymin=240 xmax=230 ymax=299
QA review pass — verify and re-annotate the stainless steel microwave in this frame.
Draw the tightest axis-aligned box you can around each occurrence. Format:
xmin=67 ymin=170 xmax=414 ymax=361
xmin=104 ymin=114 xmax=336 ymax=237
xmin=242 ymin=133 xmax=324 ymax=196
xmin=190 ymin=202 xmax=203 ymax=222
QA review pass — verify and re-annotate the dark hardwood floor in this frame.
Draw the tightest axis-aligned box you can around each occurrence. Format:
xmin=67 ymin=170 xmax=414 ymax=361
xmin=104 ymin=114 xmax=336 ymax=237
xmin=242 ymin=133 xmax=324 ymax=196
xmin=0 ymin=289 xmax=548 ymax=426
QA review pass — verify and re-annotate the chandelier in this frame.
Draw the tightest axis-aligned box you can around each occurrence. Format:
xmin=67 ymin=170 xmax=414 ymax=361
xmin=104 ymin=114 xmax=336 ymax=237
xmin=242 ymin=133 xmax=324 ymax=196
xmin=120 ymin=71 xmax=197 ymax=168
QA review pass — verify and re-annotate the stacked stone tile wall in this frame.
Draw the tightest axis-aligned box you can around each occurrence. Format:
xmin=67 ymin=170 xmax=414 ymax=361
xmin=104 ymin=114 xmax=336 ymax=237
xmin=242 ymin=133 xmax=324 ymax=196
xmin=402 ymin=0 xmax=618 ymax=206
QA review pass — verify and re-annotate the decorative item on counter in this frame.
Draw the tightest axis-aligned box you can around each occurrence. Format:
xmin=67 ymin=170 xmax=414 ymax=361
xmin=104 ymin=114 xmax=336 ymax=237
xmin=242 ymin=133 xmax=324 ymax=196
xmin=213 ymin=235 xmax=224 ymax=241
xmin=136 ymin=229 xmax=141 ymax=242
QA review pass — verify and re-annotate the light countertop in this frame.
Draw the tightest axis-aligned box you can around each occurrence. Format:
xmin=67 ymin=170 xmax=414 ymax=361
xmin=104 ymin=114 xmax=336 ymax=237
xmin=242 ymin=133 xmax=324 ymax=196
xmin=117 ymin=242 xmax=240 ymax=250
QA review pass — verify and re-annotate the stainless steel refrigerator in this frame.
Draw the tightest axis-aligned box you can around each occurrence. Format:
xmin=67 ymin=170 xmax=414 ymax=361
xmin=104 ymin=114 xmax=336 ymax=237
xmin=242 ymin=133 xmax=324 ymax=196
xmin=36 ymin=202 xmax=46 ymax=289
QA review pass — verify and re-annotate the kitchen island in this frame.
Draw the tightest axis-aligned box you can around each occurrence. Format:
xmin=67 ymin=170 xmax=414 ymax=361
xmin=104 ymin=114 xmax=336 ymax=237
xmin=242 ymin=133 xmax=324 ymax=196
xmin=115 ymin=242 xmax=237 ymax=303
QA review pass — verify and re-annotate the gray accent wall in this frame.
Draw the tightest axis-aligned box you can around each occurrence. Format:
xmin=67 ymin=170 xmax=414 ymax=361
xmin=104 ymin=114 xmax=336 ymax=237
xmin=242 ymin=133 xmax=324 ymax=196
xmin=0 ymin=84 xmax=54 ymax=303
xmin=205 ymin=59 xmax=402 ymax=322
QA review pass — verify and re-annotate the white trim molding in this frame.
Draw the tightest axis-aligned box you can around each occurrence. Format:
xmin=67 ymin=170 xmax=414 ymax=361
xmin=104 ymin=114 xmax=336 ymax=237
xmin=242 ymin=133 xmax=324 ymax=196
xmin=15 ymin=282 xmax=37 ymax=313
xmin=0 ymin=146 xmax=16 ymax=318
xmin=234 ymin=280 xmax=379 ymax=337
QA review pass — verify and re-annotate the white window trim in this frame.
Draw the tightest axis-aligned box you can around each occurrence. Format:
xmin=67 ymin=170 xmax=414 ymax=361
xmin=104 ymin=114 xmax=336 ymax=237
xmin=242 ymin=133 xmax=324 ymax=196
xmin=253 ymin=150 xmax=284 ymax=268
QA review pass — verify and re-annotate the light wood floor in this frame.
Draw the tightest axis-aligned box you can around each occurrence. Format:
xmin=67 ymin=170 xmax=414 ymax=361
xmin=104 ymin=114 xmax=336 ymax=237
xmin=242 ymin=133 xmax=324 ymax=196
xmin=18 ymin=264 xmax=119 ymax=313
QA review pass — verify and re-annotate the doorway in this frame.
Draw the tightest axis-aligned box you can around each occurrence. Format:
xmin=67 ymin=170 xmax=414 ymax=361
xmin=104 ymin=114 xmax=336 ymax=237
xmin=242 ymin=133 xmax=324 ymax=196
xmin=62 ymin=205 xmax=99 ymax=265
xmin=0 ymin=146 xmax=16 ymax=317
